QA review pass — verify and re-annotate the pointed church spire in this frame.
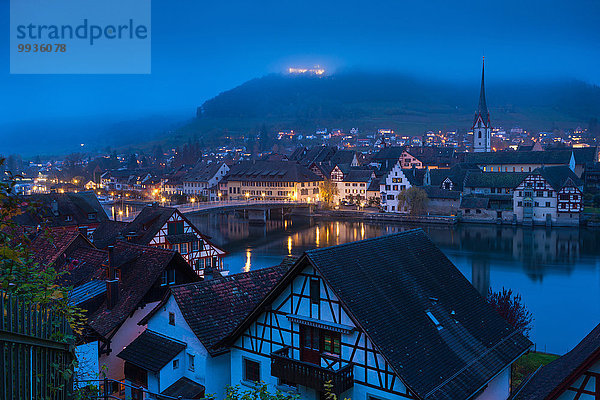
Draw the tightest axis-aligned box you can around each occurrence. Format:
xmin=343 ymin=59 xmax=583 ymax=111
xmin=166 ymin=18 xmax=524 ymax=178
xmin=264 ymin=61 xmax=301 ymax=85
xmin=478 ymin=57 xmax=489 ymax=120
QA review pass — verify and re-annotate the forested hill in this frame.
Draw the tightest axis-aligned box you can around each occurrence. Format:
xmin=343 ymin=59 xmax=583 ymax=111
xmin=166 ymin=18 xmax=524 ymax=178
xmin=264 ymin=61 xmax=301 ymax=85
xmin=187 ymin=72 xmax=600 ymax=137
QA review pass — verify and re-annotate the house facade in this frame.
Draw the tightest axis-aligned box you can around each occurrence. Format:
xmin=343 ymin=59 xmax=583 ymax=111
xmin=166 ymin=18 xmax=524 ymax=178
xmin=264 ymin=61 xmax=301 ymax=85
xmin=379 ymin=161 xmax=412 ymax=213
xmin=513 ymin=166 xmax=584 ymax=226
xmin=223 ymin=230 xmax=531 ymax=400
xmin=182 ymin=162 xmax=230 ymax=199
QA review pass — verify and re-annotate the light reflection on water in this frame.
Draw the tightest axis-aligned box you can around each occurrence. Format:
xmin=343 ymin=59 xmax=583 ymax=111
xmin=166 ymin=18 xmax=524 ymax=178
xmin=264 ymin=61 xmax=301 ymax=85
xmin=193 ymin=213 xmax=600 ymax=354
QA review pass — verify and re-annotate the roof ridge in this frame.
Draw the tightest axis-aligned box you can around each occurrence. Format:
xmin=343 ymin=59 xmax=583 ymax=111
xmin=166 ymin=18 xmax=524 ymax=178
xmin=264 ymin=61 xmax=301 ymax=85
xmin=305 ymin=229 xmax=423 ymax=255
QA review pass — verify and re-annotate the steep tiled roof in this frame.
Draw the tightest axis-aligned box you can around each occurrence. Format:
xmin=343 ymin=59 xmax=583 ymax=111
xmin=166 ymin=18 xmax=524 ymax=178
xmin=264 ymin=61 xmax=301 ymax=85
xmin=30 ymin=229 xmax=87 ymax=268
xmin=402 ymin=168 xmax=426 ymax=186
xmin=156 ymin=263 xmax=289 ymax=356
xmin=464 ymin=171 xmax=529 ymax=189
xmin=534 ymin=166 xmax=583 ymax=191
xmin=14 ymin=191 xmax=109 ymax=228
xmin=304 ymin=231 xmax=531 ymax=400
xmin=227 ymin=231 xmax=531 ymax=400
xmin=226 ymin=161 xmax=322 ymax=183
xmin=91 ymin=220 xmax=128 ymax=249
xmin=372 ymin=146 xmax=406 ymax=162
xmin=342 ymin=169 xmax=373 ymax=182
xmin=512 ymin=322 xmax=600 ymax=400
xmin=183 ymin=161 xmax=226 ymax=183
xmin=87 ymin=241 xmax=198 ymax=336
xmin=117 ymin=330 xmax=186 ymax=372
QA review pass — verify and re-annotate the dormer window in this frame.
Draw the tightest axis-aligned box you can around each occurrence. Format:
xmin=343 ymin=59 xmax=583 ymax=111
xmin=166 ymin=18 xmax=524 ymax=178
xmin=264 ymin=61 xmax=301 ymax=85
xmin=87 ymin=213 xmax=96 ymax=220
xmin=65 ymin=215 xmax=73 ymax=222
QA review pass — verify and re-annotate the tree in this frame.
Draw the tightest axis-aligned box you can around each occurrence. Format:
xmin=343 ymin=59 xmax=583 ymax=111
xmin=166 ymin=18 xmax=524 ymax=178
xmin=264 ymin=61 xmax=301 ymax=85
xmin=0 ymin=158 xmax=86 ymax=393
xmin=319 ymin=180 xmax=339 ymax=207
xmin=396 ymin=187 xmax=428 ymax=215
xmin=487 ymin=288 xmax=533 ymax=336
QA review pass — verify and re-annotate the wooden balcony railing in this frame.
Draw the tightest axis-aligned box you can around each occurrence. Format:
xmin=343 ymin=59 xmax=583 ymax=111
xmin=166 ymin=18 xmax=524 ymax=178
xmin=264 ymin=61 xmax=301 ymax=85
xmin=270 ymin=346 xmax=354 ymax=395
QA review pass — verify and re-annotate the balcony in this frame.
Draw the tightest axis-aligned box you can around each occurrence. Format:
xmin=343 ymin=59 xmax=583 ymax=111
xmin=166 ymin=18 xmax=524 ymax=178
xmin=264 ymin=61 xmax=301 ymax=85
xmin=270 ymin=346 xmax=354 ymax=395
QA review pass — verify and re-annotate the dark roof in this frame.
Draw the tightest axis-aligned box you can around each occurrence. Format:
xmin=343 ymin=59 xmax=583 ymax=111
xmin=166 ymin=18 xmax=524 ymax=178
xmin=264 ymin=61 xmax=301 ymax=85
xmin=87 ymin=241 xmax=198 ymax=336
xmin=121 ymin=205 xmax=177 ymax=245
xmin=226 ymin=161 xmax=322 ymax=183
xmin=402 ymin=168 xmax=427 ymax=186
xmin=58 ymin=246 xmax=108 ymax=287
xmin=464 ymin=171 xmax=529 ymax=189
xmin=372 ymin=147 xmax=406 ymax=162
xmin=91 ymin=220 xmax=128 ymax=249
xmin=30 ymin=229 xmax=89 ymax=268
xmin=14 ymin=191 xmax=109 ymax=228
xmin=405 ymin=147 xmax=457 ymax=168
xmin=172 ymin=265 xmax=287 ymax=356
xmin=423 ymin=186 xmax=461 ymax=200
xmin=143 ymin=261 xmax=290 ymax=356
xmin=330 ymin=150 xmax=356 ymax=166
xmin=466 ymin=150 xmax=573 ymax=166
xmin=161 ymin=377 xmax=205 ymax=399
xmin=534 ymin=166 xmax=583 ymax=191
xmin=343 ymin=169 xmax=373 ymax=182
xmin=183 ymin=161 xmax=226 ymax=183
xmin=430 ymin=163 xmax=482 ymax=191
xmin=460 ymin=196 xmax=490 ymax=209
xmin=117 ymin=330 xmax=186 ymax=372
xmin=226 ymin=230 xmax=532 ymax=400
xmin=513 ymin=323 xmax=600 ymax=400
xmin=572 ymin=147 xmax=599 ymax=165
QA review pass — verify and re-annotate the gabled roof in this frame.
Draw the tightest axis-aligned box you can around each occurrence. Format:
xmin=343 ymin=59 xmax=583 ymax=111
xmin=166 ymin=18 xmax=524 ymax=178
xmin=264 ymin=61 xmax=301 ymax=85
xmin=402 ymin=168 xmax=426 ymax=186
xmin=226 ymin=161 xmax=322 ymax=183
xmin=87 ymin=241 xmax=198 ymax=337
xmin=143 ymin=262 xmax=290 ymax=357
xmin=91 ymin=220 xmax=128 ymax=249
xmin=464 ymin=171 xmax=529 ymax=189
xmin=30 ymin=228 xmax=90 ymax=268
xmin=532 ymin=166 xmax=583 ymax=191
xmin=161 ymin=377 xmax=205 ymax=399
xmin=342 ymin=169 xmax=373 ymax=183
xmin=14 ymin=191 xmax=109 ymax=228
xmin=224 ymin=230 xmax=531 ymax=400
xmin=183 ymin=161 xmax=227 ymax=183
xmin=372 ymin=146 xmax=406 ymax=162
xmin=512 ymin=322 xmax=600 ymax=400
xmin=117 ymin=330 xmax=186 ymax=372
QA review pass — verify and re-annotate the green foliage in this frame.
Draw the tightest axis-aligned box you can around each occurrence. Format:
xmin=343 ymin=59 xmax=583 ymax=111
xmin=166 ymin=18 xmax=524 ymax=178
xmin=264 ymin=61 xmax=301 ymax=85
xmin=319 ymin=180 xmax=338 ymax=208
xmin=224 ymin=383 xmax=300 ymax=400
xmin=396 ymin=187 xmax=429 ymax=216
xmin=511 ymin=352 xmax=559 ymax=390
xmin=0 ymin=158 xmax=87 ymax=393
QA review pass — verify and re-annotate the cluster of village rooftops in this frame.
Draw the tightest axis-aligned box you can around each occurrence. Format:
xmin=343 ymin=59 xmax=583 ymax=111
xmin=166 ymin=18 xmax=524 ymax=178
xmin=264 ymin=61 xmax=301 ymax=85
xmin=18 ymin=191 xmax=600 ymax=400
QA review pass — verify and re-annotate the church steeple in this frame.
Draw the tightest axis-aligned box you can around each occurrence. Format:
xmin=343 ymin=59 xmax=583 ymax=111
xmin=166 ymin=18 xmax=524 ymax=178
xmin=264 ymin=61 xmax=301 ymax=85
xmin=473 ymin=57 xmax=492 ymax=152
xmin=477 ymin=57 xmax=489 ymax=123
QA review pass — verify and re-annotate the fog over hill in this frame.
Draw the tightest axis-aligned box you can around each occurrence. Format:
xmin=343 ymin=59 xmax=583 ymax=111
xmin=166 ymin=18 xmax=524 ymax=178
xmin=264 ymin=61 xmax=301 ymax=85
xmin=188 ymin=71 xmax=600 ymax=137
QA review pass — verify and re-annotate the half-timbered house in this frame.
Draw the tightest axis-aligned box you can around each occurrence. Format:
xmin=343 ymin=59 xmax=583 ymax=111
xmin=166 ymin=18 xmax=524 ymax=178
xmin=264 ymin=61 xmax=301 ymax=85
xmin=513 ymin=166 xmax=584 ymax=226
xmin=511 ymin=322 xmax=600 ymax=400
xmin=93 ymin=204 xmax=227 ymax=275
xmin=222 ymin=230 xmax=532 ymax=400
xmin=120 ymin=262 xmax=291 ymax=399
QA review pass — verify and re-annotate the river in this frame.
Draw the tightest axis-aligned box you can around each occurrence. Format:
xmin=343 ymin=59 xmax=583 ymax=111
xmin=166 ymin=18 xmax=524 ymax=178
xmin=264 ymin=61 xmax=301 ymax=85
xmin=188 ymin=213 xmax=600 ymax=356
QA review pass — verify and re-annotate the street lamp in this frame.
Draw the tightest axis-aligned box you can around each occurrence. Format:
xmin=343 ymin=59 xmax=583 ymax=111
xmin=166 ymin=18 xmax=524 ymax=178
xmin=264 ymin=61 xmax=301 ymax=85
xmin=191 ymin=197 xmax=196 ymax=209
xmin=245 ymin=192 xmax=250 ymax=203
xmin=218 ymin=192 xmax=222 ymax=202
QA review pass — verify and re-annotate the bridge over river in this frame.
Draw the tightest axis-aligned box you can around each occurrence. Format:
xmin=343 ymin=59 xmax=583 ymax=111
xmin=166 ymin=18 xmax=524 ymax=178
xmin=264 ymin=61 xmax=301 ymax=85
xmin=118 ymin=200 xmax=313 ymax=223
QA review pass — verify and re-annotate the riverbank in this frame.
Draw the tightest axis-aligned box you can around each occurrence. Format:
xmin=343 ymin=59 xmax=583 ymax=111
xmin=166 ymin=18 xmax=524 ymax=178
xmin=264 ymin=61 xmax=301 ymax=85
xmin=311 ymin=210 xmax=457 ymax=224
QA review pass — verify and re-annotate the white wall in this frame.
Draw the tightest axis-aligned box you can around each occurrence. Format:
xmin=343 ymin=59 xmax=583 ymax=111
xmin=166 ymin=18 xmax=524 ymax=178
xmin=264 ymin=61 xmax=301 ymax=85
xmin=475 ymin=366 xmax=510 ymax=400
xmin=75 ymin=341 xmax=100 ymax=388
xmin=99 ymin=301 xmax=158 ymax=381
xmin=147 ymin=295 xmax=230 ymax=399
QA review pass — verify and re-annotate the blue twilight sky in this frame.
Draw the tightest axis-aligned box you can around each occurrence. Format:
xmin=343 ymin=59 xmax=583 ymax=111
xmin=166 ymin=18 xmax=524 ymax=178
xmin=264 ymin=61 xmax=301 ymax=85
xmin=1 ymin=0 xmax=599 ymax=129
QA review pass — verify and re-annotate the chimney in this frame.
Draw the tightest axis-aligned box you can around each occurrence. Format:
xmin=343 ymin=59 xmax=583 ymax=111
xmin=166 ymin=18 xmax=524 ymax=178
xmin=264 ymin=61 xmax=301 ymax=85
xmin=203 ymin=264 xmax=214 ymax=281
xmin=106 ymin=245 xmax=119 ymax=309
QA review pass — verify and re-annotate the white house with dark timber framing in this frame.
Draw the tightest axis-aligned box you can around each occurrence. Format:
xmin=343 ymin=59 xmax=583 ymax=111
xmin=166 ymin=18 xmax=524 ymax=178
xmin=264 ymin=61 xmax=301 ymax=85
xmin=221 ymin=230 xmax=532 ymax=400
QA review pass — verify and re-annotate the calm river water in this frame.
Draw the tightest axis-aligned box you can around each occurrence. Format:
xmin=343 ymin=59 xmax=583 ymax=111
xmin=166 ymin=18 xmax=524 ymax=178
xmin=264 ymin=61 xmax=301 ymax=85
xmin=188 ymin=213 xmax=600 ymax=355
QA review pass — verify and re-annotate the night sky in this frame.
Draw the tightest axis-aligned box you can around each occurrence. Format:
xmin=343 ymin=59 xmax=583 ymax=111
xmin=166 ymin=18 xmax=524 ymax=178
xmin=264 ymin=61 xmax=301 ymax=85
xmin=1 ymin=0 xmax=599 ymax=130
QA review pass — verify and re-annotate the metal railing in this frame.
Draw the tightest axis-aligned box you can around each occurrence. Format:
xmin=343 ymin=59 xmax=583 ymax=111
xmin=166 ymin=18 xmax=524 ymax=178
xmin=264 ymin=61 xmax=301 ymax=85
xmin=0 ymin=291 xmax=74 ymax=400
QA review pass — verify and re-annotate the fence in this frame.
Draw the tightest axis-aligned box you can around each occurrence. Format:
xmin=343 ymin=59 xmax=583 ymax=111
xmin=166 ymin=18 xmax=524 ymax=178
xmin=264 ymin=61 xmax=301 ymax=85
xmin=0 ymin=291 xmax=74 ymax=400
